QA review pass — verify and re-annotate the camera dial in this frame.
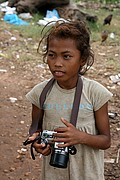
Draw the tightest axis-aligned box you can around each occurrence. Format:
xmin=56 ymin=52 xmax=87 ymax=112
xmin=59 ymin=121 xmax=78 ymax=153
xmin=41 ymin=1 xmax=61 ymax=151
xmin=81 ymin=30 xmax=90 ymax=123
xmin=69 ymin=146 xmax=77 ymax=155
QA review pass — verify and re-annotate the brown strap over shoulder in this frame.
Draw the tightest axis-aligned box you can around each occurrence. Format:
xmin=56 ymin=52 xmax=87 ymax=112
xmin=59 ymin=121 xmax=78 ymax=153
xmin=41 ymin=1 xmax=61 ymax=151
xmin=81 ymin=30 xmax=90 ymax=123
xmin=29 ymin=75 xmax=83 ymax=135
xmin=70 ymin=76 xmax=83 ymax=126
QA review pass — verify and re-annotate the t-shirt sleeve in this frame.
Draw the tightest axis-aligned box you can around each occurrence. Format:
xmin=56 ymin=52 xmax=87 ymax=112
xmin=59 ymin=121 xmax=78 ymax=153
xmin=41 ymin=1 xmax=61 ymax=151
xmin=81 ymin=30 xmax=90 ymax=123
xmin=90 ymin=80 xmax=113 ymax=111
xmin=26 ymin=80 xmax=49 ymax=108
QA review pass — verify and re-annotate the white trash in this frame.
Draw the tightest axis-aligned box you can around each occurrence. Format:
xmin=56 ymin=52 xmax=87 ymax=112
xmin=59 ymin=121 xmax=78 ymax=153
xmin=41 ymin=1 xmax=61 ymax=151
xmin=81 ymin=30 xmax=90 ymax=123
xmin=9 ymin=97 xmax=17 ymax=103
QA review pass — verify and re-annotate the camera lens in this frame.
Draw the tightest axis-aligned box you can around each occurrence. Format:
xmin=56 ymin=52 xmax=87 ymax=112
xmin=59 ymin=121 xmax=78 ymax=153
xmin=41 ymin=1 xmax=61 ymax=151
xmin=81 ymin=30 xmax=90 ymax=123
xmin=49 ymin=149 xmax=69 ymax=168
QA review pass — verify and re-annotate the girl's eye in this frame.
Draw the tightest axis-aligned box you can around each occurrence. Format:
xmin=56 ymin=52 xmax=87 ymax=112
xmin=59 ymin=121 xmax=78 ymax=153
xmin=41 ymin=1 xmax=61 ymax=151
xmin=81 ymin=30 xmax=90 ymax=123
xmin=48 ymin=53 xmax=55 ymax=58
xmin=64 ymin=55 xmax=72 ymax=60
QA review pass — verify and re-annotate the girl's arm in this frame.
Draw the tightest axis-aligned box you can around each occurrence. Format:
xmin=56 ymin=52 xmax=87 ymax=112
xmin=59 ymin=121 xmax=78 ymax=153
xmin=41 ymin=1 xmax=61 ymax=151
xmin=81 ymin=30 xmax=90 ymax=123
xmin=54 ymin=102 xmax=111 ymax=150
xmin=31 ymin=104 xmax=43 ymax=131
xmin=29 ymin=104 xmax=51 ymax=156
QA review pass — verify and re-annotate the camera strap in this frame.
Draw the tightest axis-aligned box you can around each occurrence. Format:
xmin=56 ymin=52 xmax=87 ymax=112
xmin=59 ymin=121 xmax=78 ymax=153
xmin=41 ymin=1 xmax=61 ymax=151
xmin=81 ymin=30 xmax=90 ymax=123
xmin=29 ymin=75 xmax=83 ymax=135
xmin=25 ymin=75 xmax=83 ymax=160
xmin=40 ymin=74 xmax=83 ymax=128
xmin=70 ymin=75 xmax=83 ymax=126
xmin=29 ymin=78 xmax=55 ymax=135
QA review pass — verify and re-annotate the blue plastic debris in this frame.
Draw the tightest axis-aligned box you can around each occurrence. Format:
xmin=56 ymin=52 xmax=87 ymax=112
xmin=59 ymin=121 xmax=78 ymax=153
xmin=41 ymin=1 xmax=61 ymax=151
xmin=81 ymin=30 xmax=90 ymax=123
xmin=3 ymin=14 xmax=29 ymax=26
xmin=46 ymin=9 xmax=60 ymax=19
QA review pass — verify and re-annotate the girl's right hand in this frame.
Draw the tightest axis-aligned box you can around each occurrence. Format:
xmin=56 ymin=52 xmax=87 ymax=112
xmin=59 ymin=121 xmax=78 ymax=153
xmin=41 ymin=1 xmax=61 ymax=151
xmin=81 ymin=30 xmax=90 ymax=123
xmin=33 ymin=142 xmax=51 ymax=156
xmin=29 ymin=132 xmax=51 ymax=156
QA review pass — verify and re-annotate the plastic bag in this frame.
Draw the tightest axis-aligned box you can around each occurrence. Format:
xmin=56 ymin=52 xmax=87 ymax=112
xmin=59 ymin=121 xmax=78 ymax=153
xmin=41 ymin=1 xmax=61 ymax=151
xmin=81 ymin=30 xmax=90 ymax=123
xmin=46 ymin=9 xmax=60 ymax=19
xmin=3 ymin=14 xmax=29 ymax=26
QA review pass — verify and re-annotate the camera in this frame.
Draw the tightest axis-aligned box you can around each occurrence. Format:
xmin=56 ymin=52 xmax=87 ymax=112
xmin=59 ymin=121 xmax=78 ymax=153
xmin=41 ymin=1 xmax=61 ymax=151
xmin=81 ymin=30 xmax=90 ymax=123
xmin=23 ymin=130 xmax=77 ymax=168
xmin=41 ymin=130 xmax=77 ymax=168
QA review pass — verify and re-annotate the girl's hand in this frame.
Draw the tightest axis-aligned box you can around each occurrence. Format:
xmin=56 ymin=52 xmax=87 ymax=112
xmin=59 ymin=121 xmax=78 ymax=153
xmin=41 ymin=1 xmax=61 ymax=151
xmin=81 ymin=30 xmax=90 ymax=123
xmin=53 ymin=118 xmax=84 ymax=148
xmin=33 ymin=142 xmax=51 ymax=156
xmin=54 ymin=103 xmax=111 ymax=150
xmin=29 ymin=132 xmax=51 ymax=156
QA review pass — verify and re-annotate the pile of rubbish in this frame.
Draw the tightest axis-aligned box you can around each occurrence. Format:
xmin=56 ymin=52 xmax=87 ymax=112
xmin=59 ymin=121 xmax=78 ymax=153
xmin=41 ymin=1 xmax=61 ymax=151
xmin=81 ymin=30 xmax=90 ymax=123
xmin=0 ymin=1 xmax=30 ymax=25
xmin=0 ymin=1 xmax=67 ymax=26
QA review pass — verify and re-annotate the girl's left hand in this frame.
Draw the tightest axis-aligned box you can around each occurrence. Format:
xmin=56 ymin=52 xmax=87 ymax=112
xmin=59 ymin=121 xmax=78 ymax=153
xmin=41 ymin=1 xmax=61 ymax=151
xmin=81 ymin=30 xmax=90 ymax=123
xmin=53 ymin=118 xmax=83 ymax=148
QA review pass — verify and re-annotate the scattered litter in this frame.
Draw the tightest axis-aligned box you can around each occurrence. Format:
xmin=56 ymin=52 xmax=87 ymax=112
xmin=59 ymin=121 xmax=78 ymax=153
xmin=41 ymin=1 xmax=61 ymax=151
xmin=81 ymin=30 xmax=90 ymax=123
xmin=9 ymin=97 xmax=17 ymax=103
xmin=0 ymin=1 xmax=9 ymax=12
xmin=5 ymin=6 xmax=16 ymax=14
xmin=109 ymin=32 xmax=115 ymax=39
xmin=37 ymin=17 xmax=58 ymax=26
xmin=10 ymin=36 xmax=17 ymax=41
xmin=16 ymin=54 xmax=20 ymax=59
xmin=98 ymin=52 xmax=106 ymax=56
xmin=19 ymin=13 xmax=33 ymax=19
xmin=21 ymin=148 xmax=27 ymax=152
xmin=108 ymin=112 xmax=117 ymax=119
xmin=0 ymin=4 xmax=16 ymax=14
xmin=0 ymin=1 xmax=8 ymax=7
xmin=1 ymin=1 xmax=29 ymax=26
xmin=27 ymin=38 xmax=32 ymax=41
xmin=0 ymin=52 xmax=7 ymax=58
xmin=0 ymin=69 xmax=7 ymax=72
xmin=110 ymin=73 xmax=120 ymax=83
xmin=107 ymin=85 xmax=116 ymax=89
xmin=104 ymin=158 xmax=115 ymax=163
xmin=116 ymin=149 xmax=120 ymax=164
xmin=0 ymin=1 xmax=17 ymax=18
xmin=10 ymin=66 xmax=15 ymax=69
xmin=36 ymin=64 xmax=45 ymax=69
xmin=3 ymin=14 xmax=29 ymax=26
xmin=20 ymin=121 xmax=24 ymax=124
xmin=37 ymin=9 xmax=67 ymax=26
xmin=104 ymin=72 xmax=111 ymax=76
xmin=17 ymin=148 xmax=27 ymax=155
xmin=46 ymin=9 xmax=60 ymax=19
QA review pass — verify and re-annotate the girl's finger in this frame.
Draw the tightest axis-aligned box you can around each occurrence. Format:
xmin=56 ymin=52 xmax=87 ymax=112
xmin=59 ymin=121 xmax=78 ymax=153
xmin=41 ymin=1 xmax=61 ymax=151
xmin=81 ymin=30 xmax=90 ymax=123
xmin=61 ymin=118 xmax=73 ymax=127
xmin=42 ymin=145 xmax=51 ymax=153
xmin=29 ymin=132 xmax=39 ymax=140
xmin=33 ymin=142 xmax=46 ymax=149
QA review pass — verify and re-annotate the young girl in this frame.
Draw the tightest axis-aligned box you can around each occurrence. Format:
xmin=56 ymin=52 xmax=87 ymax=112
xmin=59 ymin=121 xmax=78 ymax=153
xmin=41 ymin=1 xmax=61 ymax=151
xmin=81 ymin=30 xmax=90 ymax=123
xmin=26 ymin=20 xmax=112 ymax=180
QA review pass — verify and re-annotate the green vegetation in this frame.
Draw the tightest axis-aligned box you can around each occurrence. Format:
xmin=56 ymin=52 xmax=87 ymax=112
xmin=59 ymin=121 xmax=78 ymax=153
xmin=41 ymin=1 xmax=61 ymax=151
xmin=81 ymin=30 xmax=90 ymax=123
xmin=106 ymin=57 xmax=120 ymax=71
xmin=11 ymin=25 xmax=43 ymax=40
xmin=75 ymin=0 xmax=120 ymax=3
xmin=85 ymin=7 xmax=120 ymax=42
xmin=0 ymin=0 xmax=7 ymax=3
xmin=9 ymin=13 xmax=44 ymax=40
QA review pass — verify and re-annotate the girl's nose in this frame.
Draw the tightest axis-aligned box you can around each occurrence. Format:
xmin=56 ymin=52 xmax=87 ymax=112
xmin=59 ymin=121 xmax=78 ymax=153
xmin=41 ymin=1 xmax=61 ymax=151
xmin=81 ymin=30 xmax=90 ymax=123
xmin=54 ymin=57 xmax=63 ymax=67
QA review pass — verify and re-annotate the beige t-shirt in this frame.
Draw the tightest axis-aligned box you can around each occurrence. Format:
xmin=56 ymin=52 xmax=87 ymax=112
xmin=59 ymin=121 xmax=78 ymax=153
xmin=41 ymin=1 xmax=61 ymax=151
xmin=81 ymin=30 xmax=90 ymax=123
xmin=26 ymin=76 xmax=112 ymax=180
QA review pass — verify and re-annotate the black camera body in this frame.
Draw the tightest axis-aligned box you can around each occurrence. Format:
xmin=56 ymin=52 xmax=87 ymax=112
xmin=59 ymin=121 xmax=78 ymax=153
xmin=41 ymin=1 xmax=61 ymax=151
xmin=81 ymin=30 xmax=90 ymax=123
xmin=41 ymin=130 xmax=77 ymax=168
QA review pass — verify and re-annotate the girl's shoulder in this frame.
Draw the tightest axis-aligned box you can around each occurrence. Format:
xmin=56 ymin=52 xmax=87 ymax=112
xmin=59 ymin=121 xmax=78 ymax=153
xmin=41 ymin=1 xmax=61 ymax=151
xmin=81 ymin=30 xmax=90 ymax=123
xmin=82 ymin=76 xmax=113 ymax=111
xmin=33 ymin=79 xmax=50 ymax=90
xmin=82 ymin=76 xmax=101 ymax=85
xmin=26 ymin=79 xmax=52 ymax=108
xmin=82 ymin=76 xmax=110 ymax=92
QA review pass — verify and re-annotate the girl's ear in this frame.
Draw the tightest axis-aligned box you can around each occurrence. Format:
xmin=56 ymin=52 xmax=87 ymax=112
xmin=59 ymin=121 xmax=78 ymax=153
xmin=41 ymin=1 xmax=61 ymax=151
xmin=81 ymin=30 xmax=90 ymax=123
xmin=79 ymin=59 xmax=86 ymax=73
xmin=81 ymin=59 xmax=86 ymax=67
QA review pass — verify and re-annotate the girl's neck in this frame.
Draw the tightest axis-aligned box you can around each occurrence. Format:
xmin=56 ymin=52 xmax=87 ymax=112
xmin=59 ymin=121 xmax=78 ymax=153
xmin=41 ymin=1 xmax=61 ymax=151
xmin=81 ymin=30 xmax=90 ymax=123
xmin=57 ymin=76 xmax=79 ymax=90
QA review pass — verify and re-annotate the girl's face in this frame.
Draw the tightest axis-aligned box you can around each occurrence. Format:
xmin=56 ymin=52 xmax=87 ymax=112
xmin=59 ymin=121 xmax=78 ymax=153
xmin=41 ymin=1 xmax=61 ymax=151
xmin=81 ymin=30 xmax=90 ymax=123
xmin=47 ymin=38 xmax=84 ymax=89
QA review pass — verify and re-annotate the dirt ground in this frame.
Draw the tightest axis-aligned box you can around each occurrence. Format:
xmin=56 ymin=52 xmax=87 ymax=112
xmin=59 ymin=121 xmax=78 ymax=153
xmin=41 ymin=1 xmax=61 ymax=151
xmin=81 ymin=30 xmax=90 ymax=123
xmin=0 ymin=16 xmax=120 ymax=180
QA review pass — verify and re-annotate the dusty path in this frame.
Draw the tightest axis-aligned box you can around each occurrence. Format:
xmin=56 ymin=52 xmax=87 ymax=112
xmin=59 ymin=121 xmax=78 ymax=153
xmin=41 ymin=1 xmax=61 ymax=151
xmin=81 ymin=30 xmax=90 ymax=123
xmin=0 ymin=22 xmax=120 ymax=179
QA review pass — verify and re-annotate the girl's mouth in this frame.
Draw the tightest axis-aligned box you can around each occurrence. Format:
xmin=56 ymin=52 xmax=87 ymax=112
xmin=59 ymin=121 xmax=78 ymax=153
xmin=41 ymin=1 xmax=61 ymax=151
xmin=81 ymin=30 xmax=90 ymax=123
xmin=53 ymin=71 xmax=65 ymax=77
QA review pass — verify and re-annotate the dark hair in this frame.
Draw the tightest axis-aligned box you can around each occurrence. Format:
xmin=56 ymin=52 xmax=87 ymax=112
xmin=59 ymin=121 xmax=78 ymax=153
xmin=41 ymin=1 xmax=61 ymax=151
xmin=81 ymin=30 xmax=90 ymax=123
xmin=37 ymin=20 xmax=94 ymax=75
